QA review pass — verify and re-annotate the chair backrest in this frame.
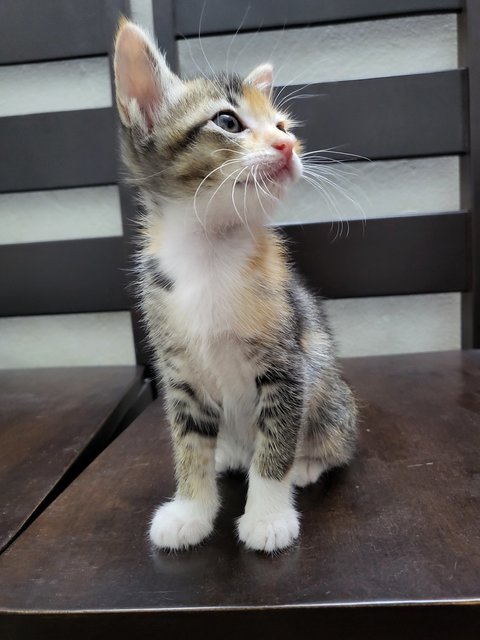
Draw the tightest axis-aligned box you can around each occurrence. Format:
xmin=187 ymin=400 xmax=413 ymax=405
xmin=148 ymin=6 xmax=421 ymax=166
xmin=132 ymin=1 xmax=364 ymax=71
xmin=0 ymin=0 xmax=147 ymax=364
xmin=152 ymin=0 xmax=480 ymax=350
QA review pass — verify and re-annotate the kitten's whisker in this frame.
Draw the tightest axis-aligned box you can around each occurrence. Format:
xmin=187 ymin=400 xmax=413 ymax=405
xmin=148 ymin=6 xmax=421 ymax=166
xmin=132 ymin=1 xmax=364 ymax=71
xmin=266 ymin=20 xmax=287 ymax=70
xmin=231 ymin=166 xmax=254 ymax=238
xmin=252 ymin=167 xmax=265 ymax=211
xmin=252 ymin=167 xmax=275 ymax=223
xmin=275 ymin=82 xmax=318 ymax=111
xmin=302 ymin=167 xmax=366 ymax=239
xmin=273 ymin=51 xmax=328 ymax=110
xmin=125 ymin=167 xmax=169 ymax=184
xmin=271 ymin=41 xmax=316 ymax=107
xmin=232 ymin=18 xmax=266 ymax=72
xmin=258 ymin=174 xmax=282 ymax=222
xmin=204 ymin=162 xmax=245 ymax=213
xmin=276 ymin=93 xmax=318 ymax=109
xmin=301 ymin=158 xmax=346 ymax=167
xmin=252 ymin=171 xmax=269 ymax=222
xmin=197 ymin=1 xmax=217 ymax=79
xmin=263 ymin=175 xmax=282 ymax=202
xmin=254 ymin=169 xmax=273 ymax=200
xmin=211 ymin=148 xmax=245 ymax=156
xmin=304 ymin=166 xmax=367 ymax=204
xmin=301 ymin=173 xmax=346 ymax=237
xmin=302 ymin=166 xmax=363 ymax=196
xmin=258 ymin=172 xmax=279 ymax=203
xmin=303 ymin=168 xmax=366 ymax=221
xmin=225 ymin=5 xmax=250 ymax=77
xmin=302 ymin=147 xmax=372 ymax=162
xmin=193 ymin=160 xmax=243 ymax=232
xmin=301 ymin=153 xmax=352 ymax=165
xmin=243 ymin=168 xmax=251 ymax=218
xmin=180 ymin=34 xmax=211 ymax=84
xmin=302 ymin=160 xmax=360 ymax=176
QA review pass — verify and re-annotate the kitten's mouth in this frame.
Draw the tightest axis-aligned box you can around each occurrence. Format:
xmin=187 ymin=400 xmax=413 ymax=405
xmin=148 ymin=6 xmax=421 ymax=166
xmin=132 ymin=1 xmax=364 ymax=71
xmin=232 ymin=159 xmax=296 ymax=188
xmin=263 ymin=161 xmax=294 ymax=183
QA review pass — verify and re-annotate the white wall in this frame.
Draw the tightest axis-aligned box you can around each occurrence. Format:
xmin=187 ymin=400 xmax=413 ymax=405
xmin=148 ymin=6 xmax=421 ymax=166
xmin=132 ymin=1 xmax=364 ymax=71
xmin=0 ymin=2 xmax=461 ymax=368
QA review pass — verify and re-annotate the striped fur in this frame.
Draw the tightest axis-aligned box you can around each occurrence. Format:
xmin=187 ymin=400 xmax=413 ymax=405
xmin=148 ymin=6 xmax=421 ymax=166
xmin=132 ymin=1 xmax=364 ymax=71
xmin=114 ymin=21 xmax=357 ymax=552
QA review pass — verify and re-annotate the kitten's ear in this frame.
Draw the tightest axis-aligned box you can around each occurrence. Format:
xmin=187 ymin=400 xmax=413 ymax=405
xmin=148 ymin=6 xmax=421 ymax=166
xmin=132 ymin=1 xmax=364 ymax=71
xmin=114 ymin=18 xmax=181 ymax=132
xmin=246 ymin=63 xmax=273 ymax=96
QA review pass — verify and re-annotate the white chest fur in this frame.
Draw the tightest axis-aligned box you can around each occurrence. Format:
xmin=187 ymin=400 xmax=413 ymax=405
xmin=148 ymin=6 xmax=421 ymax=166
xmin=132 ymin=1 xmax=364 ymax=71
xmin=155 ymin=213 xmax=257 ymax=341
xmin=151 ymin=211 xmax=260 ymax=440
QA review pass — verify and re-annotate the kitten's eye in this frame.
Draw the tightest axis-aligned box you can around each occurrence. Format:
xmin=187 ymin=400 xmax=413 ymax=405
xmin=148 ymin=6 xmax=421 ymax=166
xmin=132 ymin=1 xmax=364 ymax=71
xmin=276 ymin=121 xmax=286 ymax=132
xmin=213 ymin=112 xmax=244 ymax=134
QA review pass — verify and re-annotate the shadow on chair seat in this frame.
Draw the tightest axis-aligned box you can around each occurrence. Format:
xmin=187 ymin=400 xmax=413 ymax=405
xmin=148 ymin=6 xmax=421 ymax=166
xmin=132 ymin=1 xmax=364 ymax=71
xmin=1 ymin=351 xmax=479 ymax=639
xmin=0 ymin=366 xmax=144 ymax=553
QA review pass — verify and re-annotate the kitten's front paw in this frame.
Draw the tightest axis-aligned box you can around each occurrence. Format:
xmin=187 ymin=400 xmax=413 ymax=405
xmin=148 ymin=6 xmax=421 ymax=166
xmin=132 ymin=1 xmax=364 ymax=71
xmin=149 ymin=499 xmax=215 ymax=550
xmin=237 ymin=508 xmax=300 ymax=553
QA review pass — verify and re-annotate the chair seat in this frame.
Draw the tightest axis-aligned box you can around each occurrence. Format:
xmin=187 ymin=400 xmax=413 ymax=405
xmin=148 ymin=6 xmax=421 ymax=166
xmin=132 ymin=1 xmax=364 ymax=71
xmin=1 ymin=351 xmax=479 ymax=639
xmin=0 ymin=366 xmax=143 ymax=553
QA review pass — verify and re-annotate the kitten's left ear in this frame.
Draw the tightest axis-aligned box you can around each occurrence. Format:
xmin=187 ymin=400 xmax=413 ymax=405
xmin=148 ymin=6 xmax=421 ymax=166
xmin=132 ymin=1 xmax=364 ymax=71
xmin=114 ymin=18 xmax=181 ymax=133
xmin=246 ymin=63 xmax=273 ymax=96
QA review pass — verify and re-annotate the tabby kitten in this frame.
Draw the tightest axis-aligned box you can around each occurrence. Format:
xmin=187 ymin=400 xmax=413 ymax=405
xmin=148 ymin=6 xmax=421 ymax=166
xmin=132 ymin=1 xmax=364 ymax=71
xmin=114 ymin=20 xmax=357 ymax=553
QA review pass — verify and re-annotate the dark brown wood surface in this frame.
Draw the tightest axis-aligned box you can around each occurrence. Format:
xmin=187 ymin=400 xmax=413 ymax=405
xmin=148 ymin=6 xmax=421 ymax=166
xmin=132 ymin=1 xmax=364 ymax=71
xmin=1 ymin=351 xmax=479 ymax=638
xmin=460 ymin=0 xmax=480 ymax=348
xmin=0 ymin=366 xmax=142 ymax=553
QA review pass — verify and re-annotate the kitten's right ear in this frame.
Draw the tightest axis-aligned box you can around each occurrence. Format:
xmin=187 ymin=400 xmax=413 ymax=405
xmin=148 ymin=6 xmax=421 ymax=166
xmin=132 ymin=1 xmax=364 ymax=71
xmin=114 ymin=18 xmax=181 ymax=132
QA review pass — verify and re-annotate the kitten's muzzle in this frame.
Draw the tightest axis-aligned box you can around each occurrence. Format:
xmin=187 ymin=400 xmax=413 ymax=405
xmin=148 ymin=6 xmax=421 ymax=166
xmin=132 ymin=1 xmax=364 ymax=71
xmin=272 ymin=139 xmax=294 ymax=161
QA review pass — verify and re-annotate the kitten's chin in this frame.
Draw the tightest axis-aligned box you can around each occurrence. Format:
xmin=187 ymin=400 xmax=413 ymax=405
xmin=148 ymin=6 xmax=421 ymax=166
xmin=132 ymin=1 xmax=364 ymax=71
xmin=264 ymin=154 xmax=302 ymax=191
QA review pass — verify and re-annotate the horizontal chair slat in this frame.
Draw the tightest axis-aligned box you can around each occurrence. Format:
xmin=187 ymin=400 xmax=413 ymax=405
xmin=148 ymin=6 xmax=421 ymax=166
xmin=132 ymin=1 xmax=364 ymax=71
xmin=173 ymin=0 xmax=462 ymax=36
xmin=281 ymin=70 xmax=466 ymax=160
xmin=0 ymin=109 xmax=117 ymax=192
xmin=281 ymin=212 xmax=468 ymax=298
xmin=0 ymin=238 xmax=130 ymax=316
xmin=1 ymin=212 xmax=466 ymax=318
xmin=0 ymin=0 xmax=127 ymax=64
xmin=0 ymin=72 xmax=463 ymax=194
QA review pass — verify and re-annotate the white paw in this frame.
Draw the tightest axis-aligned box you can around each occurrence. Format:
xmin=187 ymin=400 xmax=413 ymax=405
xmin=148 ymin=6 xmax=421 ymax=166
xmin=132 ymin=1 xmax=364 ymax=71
xmin=149 ymin=499 xmax=215 ymax=550
xmin=292 ymin=458 xmax=325 ymax=488
xmin=237 ymin=508 xmax=300 ymax=552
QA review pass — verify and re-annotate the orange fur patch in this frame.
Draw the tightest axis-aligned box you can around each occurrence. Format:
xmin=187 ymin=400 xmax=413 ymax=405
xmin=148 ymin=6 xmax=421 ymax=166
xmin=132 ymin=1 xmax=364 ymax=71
xmin=245 ymin=232 xmax=289 ymax=287
xmin=235 ymin=231 xmax=290 ymax=339
xmin=243 ymin=85 xmax=273 ymax=119
xmin=143 ymin=217 xmax=163 ymax=254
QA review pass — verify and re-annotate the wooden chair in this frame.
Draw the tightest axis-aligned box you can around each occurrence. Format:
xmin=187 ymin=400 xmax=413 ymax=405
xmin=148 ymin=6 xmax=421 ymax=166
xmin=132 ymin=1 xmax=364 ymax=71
xmin=0 ymin=0 xmax=153 ymax=553
xmin=1 ymin=1 xmax=479 ymax=638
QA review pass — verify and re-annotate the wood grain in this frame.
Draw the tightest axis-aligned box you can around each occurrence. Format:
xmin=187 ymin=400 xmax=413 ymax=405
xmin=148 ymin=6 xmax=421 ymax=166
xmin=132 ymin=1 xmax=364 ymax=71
xmin=0 ymin=366 xmax=142 ymax=553
xmin=1 ymin=351 xmax=479 ymax=637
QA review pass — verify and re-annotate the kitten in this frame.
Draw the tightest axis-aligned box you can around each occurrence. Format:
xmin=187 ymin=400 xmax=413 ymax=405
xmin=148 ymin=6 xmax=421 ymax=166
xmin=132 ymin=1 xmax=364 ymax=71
xmin=114 ymin=20 xmax=358 ymax=553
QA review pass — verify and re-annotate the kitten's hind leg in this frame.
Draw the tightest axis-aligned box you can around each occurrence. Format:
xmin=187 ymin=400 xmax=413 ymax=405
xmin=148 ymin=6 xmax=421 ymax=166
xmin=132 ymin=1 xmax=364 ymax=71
xmin=292 ymin=458 xmax=325 ymax=488
xmin=297 ymin=375 xmax=358 ymax=485
xmin=149 ymin=381 xmax=221 ymax=551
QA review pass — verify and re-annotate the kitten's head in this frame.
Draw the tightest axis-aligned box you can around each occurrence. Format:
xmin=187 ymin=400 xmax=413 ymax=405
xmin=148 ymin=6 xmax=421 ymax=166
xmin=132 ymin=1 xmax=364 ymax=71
xmin=114 ymin=20 xmax=302 ymax=229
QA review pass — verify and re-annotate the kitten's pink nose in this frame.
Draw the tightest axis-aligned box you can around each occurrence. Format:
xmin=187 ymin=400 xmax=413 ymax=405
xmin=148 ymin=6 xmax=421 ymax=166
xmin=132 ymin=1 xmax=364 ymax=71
xmin=272 ymin=139 xmax=293 ymax=160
